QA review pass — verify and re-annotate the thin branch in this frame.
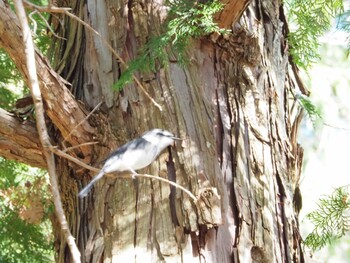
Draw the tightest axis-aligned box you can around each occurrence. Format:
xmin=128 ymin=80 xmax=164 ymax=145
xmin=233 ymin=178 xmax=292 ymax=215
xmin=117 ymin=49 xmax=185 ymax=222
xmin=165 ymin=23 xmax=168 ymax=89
xmin=62 ymin=101 xmax=102 ymax=145
xmin=51 ymin=147 xmax=99 ymax=173
xmin=130 ymin=173 xmax=198 ymax=202
xmin=35 ymin=10 xmax=67 ymax=40
xmin=28 ymin=10 xmax=38 ymax=34
xmin=23 ymin=0 xmax=71 ymax=13
xmin=323 ymin=122 xmax=350 ymax=131
xmin=23 ymin=0 xmax=163 ymax=111
xmin=51 ymin=147 xmax=197 ymax=202
xmin=13 ymin=1 xmax=81 ymax=262
xmin=62 ymin=141 xmax=99 ymax=153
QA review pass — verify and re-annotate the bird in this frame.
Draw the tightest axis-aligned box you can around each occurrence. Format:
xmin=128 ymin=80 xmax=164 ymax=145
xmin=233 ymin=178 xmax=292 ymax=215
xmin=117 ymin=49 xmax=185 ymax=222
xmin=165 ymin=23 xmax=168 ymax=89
xmin=78 ymin=129 xmax=181 ymax=198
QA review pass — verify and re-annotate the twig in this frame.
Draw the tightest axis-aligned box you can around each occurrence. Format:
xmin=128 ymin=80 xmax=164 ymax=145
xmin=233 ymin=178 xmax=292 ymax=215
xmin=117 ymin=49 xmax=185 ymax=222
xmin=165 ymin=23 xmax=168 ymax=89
xmin=23 ymin=0 xmax=163 ymax=111
xmin=13 ymin=1 xmax=81 ymax=262
xmin=323 ymin=122 xmax=350 ymax=131
xmin=51 ymin=147 xmax=197 ymax=202
xmin=23 ymin=0 xmax=71 ymax=13
xmin=130 ymin=173 xmax=198 ymax=202
xmin=51 ymin=147 xmax=99 ymax=173
xmin=28 ymin=10 xmax=38 ymax=34
xmin=62 ymin=101 xmax=102 ymax=145
xmin=62 ymin=141 xmax=99 ymax=153
xmin=35 ymin=10 xmax=67 ymax=40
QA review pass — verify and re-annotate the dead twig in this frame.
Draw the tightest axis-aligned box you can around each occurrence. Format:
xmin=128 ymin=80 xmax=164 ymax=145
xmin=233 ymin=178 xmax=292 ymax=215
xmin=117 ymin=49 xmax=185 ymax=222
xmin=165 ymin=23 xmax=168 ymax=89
xmin=51 ymin=147 xmax=99 ymax=173
xmin=33 ymin=10 xmax=67 ymax=40
xmin=62 ymin=141 xmax=99 ymax=153
xmin=23 ymin=0 xmax=71 ymax=13
xmin=129 ymin=173 xmax=197 ymax=202
xmin=62 ymin=101 xmax=102 ymax=145
xmin=13 ymin=1 xmax=81 ymax=262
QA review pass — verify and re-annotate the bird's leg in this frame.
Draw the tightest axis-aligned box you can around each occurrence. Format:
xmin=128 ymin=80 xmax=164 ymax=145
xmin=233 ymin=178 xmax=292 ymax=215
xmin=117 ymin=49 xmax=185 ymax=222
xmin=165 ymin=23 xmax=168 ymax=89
xmin=128 ymin=168 xmax=138 ymax=179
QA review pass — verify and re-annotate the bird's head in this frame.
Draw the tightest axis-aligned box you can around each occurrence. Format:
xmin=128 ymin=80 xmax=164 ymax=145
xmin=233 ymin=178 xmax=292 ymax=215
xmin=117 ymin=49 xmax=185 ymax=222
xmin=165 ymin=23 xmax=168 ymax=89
xmin=142 ymin=129 xmax=182 ymax=149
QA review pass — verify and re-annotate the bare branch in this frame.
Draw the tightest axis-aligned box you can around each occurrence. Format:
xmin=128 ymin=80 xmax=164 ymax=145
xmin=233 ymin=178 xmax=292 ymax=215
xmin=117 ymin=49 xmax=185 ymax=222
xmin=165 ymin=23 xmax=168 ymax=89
xmin=34 ymin=9 xmax=67 ymax=40
xmin=23 ymin=0 xmax=71 ymax=13
xmin=215 ymin=0 xmax=250 ymax=29
xmin=12 ymin=1 xmax=80 ymax=262
xmin=51 ymin=147 xmax=99 ymax=173
xmin=131 ymin=173 xmax=198 ymax=202
xmin=63 ymin=142 xmax=99 ymax=153
xmin=52 ymin=147 xmax=197 ymax=202
xmin=28 ymin=10 xmax=38 ymax=34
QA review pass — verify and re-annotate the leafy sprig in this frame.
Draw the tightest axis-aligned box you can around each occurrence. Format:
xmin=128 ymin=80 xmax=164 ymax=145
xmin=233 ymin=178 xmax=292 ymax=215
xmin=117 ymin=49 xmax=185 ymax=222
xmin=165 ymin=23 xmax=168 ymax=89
xmin=114 ymin=0 xmax=229 ymax=90
xmin=298 ymin=95 xmax=322 ymax=122
xmin=304 ymin=186 xmax=350 ymax=250
xmin=286 ymin=0 xmax=344 ymax=69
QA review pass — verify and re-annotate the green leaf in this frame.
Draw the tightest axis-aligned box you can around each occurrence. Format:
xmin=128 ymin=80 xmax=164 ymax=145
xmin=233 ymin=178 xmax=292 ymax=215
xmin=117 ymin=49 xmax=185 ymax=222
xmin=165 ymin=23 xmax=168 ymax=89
xmin=304 ymin=186 xmax=350 ymax=251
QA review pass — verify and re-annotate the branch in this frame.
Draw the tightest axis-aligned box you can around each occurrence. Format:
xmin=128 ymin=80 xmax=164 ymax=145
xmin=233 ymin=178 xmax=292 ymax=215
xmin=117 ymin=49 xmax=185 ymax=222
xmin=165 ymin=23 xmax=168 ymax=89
xmin=215 ymin=0 xmax=251 ymax=29
xmin=12 ymin=1 xmax=80 ymax=262
xmin=0 ymin=108 xmax=46 ymax=168
xmin=0 ymin=0 xmax=94 ymax=159
xmin=51 ymin=147 xmax=197 ymax=202
xmin=133 ymin=173 xmax=198 ymax=202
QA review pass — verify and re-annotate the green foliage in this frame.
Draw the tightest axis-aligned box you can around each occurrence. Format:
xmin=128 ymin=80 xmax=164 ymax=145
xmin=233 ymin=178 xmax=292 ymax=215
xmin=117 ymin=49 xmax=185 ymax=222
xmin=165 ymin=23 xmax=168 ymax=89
xmin=298 ymin=95 xmax=322 ymax=122
xmin=0 ymin=158 xmax=54 ymax=262
xmin=286 ymin=0 xmax=344 ymax=68
xmin=114 ymin=0 xmax=229 ymax=90
xmin=0 ymin=0 xmax=50 ymax=111
xmin=0 ymin=49 xmax=23 ymax=110
xmin=304 ymin=186 xmax=350 ymax=251
xmin=0 ymin=210 xmax=53 ymax=263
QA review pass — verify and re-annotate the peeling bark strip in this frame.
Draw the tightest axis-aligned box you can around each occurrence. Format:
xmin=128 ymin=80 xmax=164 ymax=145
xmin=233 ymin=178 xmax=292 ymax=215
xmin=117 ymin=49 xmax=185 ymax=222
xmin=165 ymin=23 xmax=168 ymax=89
xmin=215 ymin=0 xmax=251 ymax=29
xmin=0 ymin=0 xmax=305 ymax=262
xmin=212 ymin=1 xmax=304 ymax=261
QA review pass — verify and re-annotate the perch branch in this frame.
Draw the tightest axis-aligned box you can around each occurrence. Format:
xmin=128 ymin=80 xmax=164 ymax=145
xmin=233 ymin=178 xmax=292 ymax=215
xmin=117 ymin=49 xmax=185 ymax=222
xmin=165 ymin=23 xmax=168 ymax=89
xmin=13 ymin=1 xmax=81 ymax=262
xmin=51 ymin=147 xmax=197 ymax=202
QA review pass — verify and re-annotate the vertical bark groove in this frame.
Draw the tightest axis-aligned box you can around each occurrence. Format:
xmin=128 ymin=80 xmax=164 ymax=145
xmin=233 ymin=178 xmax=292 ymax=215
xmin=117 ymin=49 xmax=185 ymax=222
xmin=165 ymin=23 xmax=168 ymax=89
xmin=0 ymin=0 xmax=305 ymax=261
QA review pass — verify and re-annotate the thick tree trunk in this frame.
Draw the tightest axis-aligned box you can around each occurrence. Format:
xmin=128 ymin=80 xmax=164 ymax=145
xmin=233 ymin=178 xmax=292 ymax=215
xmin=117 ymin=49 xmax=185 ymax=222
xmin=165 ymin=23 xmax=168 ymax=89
xmin=0 ymin=0 xmax=305 ymax=262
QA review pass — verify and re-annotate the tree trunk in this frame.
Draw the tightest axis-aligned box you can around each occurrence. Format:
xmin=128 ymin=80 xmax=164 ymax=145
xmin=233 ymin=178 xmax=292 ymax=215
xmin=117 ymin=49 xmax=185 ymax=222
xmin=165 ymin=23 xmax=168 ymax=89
xmin=0 ymin=0 xmax=305 ymax=262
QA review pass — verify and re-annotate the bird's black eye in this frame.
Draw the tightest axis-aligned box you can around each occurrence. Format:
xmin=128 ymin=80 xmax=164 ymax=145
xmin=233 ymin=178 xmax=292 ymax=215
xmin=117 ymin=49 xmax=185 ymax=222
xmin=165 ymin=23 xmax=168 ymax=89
xmin=157 ymin=131 xmax=171 ymax=138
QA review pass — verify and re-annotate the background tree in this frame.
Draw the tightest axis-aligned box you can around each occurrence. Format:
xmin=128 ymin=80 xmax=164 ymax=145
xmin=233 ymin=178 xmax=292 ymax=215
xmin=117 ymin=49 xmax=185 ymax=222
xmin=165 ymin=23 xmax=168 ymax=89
xmin=0 ymin=0 xmax=307 ymax=262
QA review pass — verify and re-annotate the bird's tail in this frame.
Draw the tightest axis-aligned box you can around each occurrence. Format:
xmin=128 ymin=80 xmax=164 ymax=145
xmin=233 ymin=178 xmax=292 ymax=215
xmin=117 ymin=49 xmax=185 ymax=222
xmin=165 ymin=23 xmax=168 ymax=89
xmin=78 ymin=171 xmax=105 ymax=198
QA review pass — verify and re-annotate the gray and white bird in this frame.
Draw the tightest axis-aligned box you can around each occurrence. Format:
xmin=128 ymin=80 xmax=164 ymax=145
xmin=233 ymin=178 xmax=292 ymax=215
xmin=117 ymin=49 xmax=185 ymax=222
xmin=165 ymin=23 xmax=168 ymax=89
xmin=78 ymin=129 xmax=181 ymax=198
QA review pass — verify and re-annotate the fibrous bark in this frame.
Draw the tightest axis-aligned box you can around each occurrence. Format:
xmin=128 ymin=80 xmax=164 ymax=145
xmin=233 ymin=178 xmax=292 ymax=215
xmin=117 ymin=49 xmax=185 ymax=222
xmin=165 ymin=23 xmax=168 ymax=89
xmin=0 ymin=0 xmax=305 ymax=262
xmin=0 ymin=0 xmax=94 ymax=161
xmin=0 ymin=108 xmax=45 ymax=168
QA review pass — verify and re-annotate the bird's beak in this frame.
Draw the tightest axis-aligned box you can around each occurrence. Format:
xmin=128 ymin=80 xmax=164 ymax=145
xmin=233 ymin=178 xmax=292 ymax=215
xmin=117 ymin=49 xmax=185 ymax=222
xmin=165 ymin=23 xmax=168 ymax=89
xmin=171 ymin=136 xmax=184 ymax=146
